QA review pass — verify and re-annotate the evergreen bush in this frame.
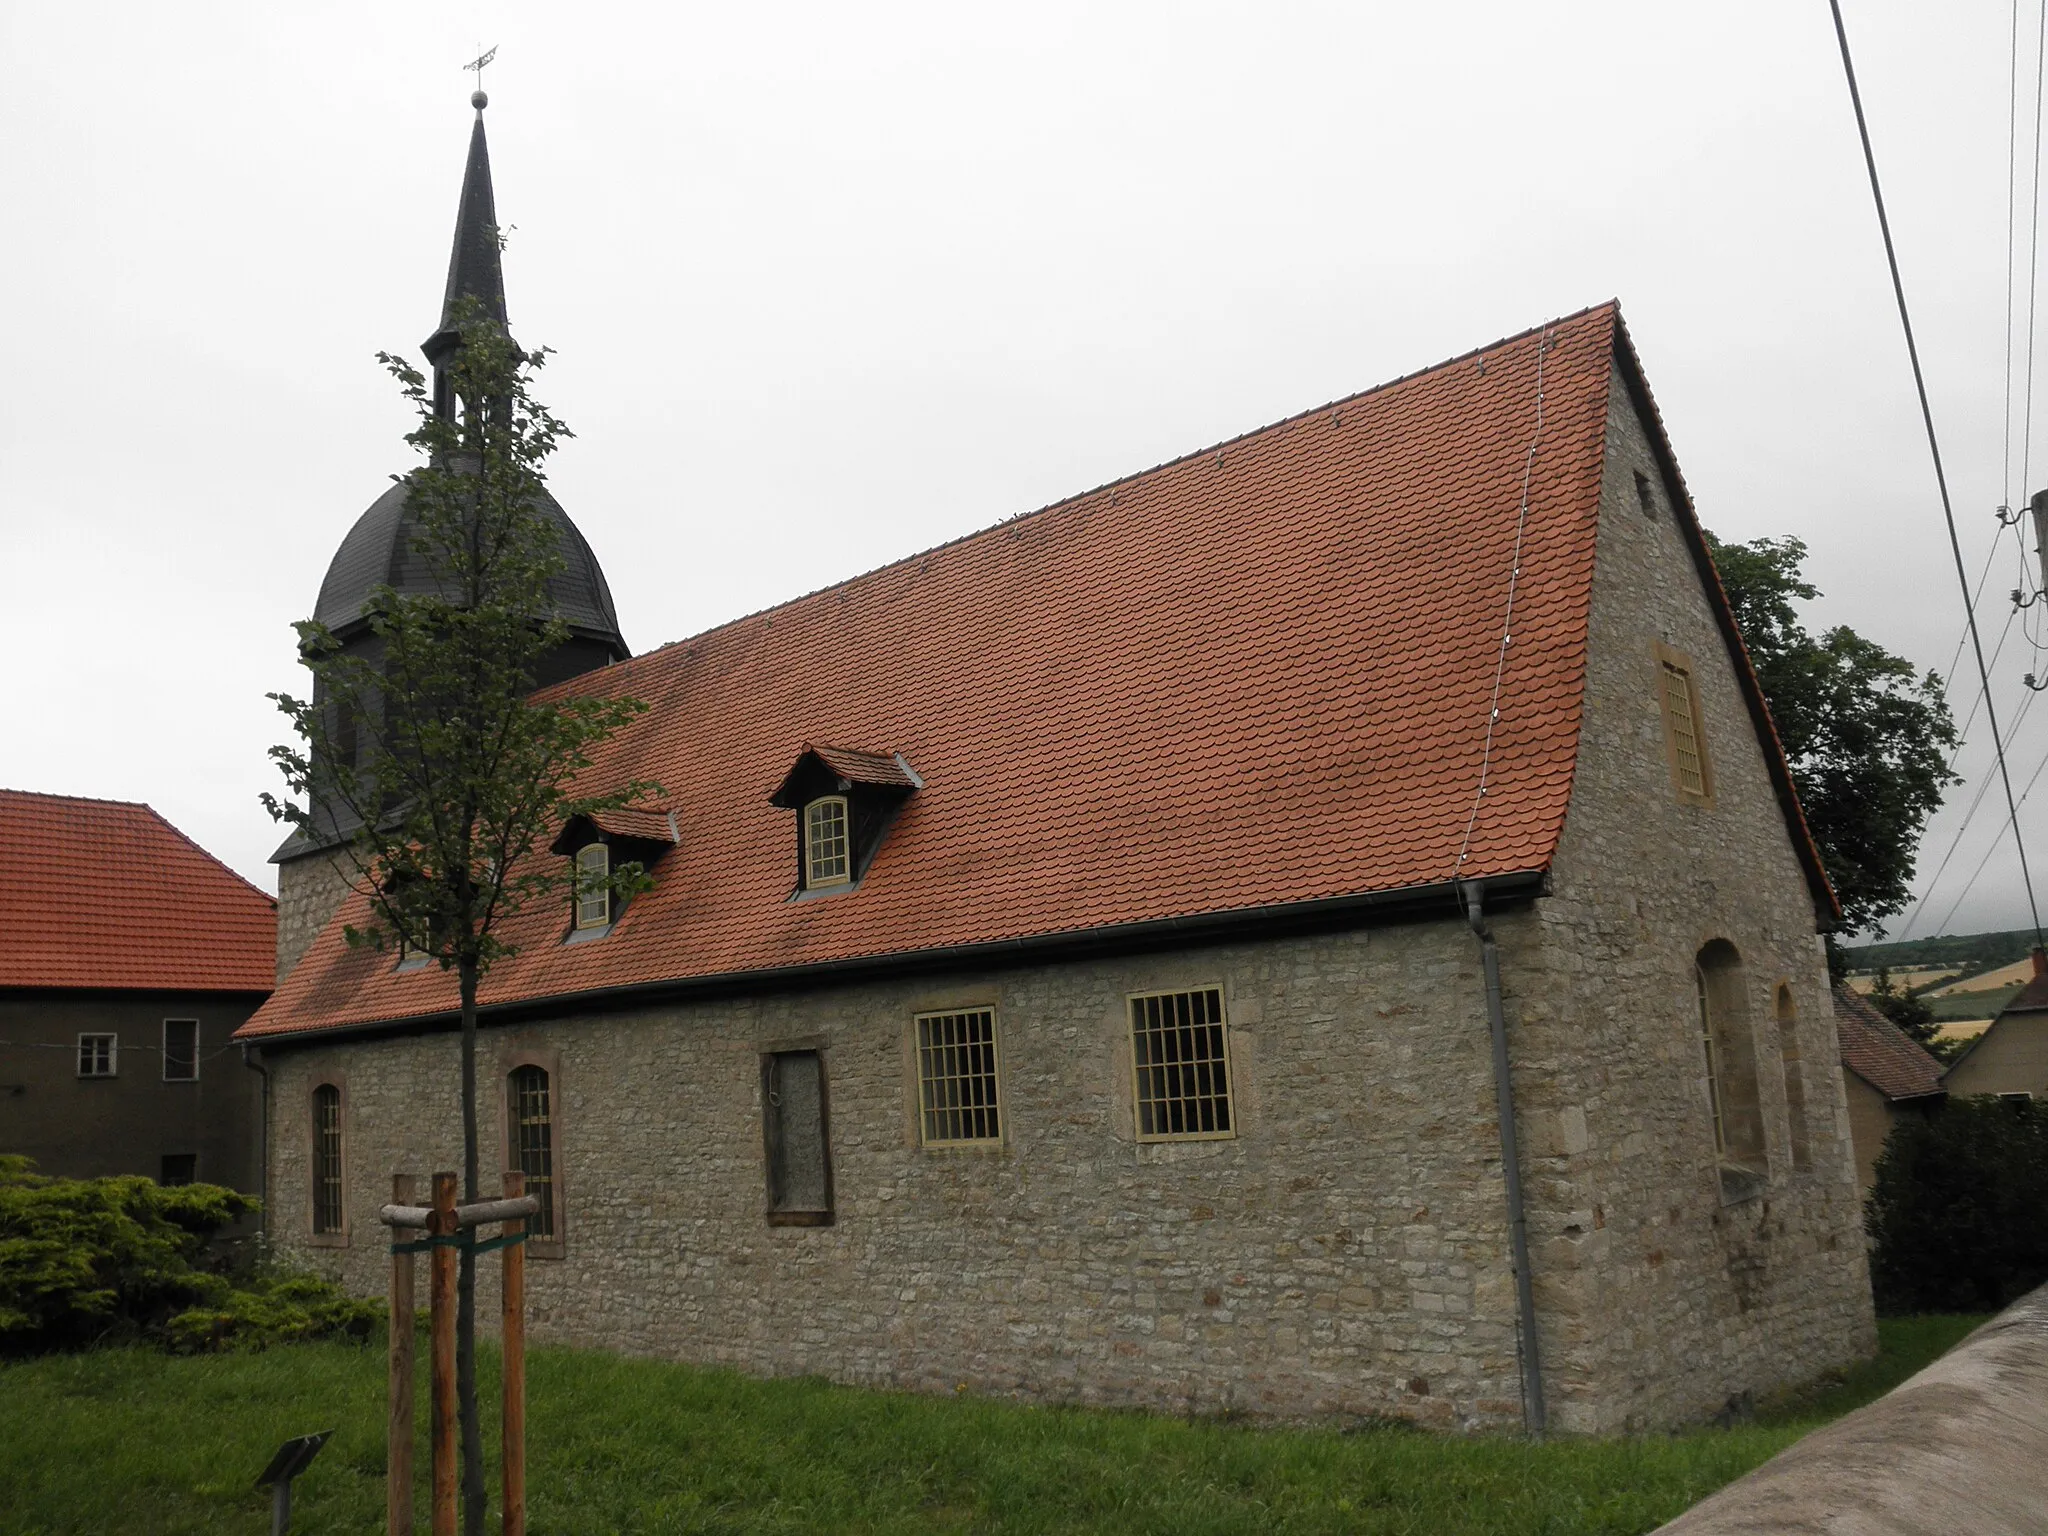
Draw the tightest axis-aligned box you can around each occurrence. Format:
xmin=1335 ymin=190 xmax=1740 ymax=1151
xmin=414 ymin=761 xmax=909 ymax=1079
xmin=0 ymin=1156 xmax=377 ymax=1354
xmin=1866 ymin=1097 xmax=2048 ymax=1313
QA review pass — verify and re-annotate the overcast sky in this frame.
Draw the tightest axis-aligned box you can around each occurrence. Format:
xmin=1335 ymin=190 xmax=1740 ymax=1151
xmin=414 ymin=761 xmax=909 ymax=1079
xmin=4 ymin=2 xmax=2045 ymax=941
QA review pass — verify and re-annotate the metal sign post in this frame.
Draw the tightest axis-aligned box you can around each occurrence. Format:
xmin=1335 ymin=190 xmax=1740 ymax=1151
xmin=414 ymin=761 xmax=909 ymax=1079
xmin=255 ymin=1430 xmax=331 ymax=1536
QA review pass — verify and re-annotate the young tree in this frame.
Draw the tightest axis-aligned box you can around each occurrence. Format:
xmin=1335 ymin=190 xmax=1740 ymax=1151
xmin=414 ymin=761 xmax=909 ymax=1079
xmin=265 ymin=299 xmax=654 ymax=1534
xmin=1865 ymin=965 xmax=1939 ymax=1047
xmin=1706 ymin=532 xmax=1959 ymax=943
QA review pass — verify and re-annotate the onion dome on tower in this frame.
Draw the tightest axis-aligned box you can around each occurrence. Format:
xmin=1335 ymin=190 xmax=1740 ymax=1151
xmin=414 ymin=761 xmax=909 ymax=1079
xmin=310 ymin=90 xmax=629 ymax=689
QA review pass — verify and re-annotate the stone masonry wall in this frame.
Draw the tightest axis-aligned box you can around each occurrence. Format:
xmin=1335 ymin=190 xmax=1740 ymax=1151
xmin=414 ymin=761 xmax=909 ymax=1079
xmin=275 ymin=850 xmax=355 ymax=983
xmin=266 ymin=923 xmax=1554 ymax=1429
xmin=1506 ymin=364 xmax=1875 ymax=1433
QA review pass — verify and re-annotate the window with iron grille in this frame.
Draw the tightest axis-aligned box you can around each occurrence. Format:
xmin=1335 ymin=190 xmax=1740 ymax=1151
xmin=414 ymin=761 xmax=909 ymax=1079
xmin=1129 ymin=987 xmax=1234 ymax=1141
xmin=1695 ymin=967 xmax=1727 ymax=1157
xmin=76 ymin=1033 xmax=117 ymax=1078
xmin=804 ymin=797 xmax=850 ymax=887
xmin=509 ymin=1065 xmax=558 ymax=1240
xmin=916 ymin=1008 xmax=1002 ymax=1145
xmin=162 ymin=1019 xmax=198 ymax=1081
xmin=312 ymin=1084 xmax=345 ymax=1235
xmin=574 ymin=843 xmax=611 ymax=930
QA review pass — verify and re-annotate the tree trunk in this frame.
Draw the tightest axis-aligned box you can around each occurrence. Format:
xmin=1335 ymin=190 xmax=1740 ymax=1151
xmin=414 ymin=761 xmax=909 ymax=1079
xmin=457 ymin=955 xmax=486 ymax=1536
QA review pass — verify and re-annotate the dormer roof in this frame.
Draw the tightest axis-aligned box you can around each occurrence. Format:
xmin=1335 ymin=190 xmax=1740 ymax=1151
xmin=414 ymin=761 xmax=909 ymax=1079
xmin=770 ymin=746 xmax=922 ymax=808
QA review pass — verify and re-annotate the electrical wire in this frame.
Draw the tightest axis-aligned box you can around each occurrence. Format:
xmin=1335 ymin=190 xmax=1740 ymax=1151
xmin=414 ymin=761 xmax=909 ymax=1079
xmin=1934 ymin=730 xmax=2048 ymax=932
xmin=2007 ymin=0 xmax=2023 ymax=512
xmin=1451 ymin=327 xmax=1551 ymax=878
xmin=1898 ymin=684 xmax=2041 ymax=937
xmin=1828 ymin=0 xmax=2046 ymax=946
xmin=2023 ymin=2 xmax=2048 ymax=501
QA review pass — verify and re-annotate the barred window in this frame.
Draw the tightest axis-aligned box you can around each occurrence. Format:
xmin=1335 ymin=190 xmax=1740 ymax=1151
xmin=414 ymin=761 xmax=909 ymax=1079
xmin=76 ymin=1033 xmax=116 ymax=1078
xmin=509 ymin=1065 xmax=558 ymax=1240
xmin=805 ymin=796 xmax=850 ymax=887
xmin=916 ymin=1008 xmax=1002 ymax=1145
xmin=312 ymin=1084 xmax=345 ymax=1235
xmin=1130 ymin=987 xmax=1234 ymax=1141
xmin=162 ymin=1019 xmax=199 ymax=1082
xmin=1695 ymin=968 xmax=1726 ymax=1157
xmin=575 ymin=843 xmax=611 ymax=930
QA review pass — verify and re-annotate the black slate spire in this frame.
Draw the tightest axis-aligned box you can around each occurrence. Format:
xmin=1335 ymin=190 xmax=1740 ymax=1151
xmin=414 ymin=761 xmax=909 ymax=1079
xmin=421 ymin=91 xmax=508 ymax=371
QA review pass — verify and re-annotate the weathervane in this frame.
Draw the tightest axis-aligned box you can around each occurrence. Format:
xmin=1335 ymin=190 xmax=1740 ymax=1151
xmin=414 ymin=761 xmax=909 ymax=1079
xmin=464 ymin=43 xmax=498 ymax=106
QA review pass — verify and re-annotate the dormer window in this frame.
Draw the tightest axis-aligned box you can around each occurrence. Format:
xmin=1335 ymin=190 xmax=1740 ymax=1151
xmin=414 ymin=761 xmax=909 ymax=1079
xmin=805 ymin=797 xmax=851 ymax=887
xmin=770 ymin=744 xmax=922 ymax=898
xmin=550 ymin=804 xmax=679 ymax=941
xmin=575 ymin=842 xmax=611 ymax=929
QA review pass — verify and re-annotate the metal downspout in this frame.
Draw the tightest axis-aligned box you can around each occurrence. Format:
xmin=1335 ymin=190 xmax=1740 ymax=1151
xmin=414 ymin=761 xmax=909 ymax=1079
xmin=1462 ymin=878 xmax=1547 ymax=1437
xmin=242 ymin=1043 xmax=270 ymax=1248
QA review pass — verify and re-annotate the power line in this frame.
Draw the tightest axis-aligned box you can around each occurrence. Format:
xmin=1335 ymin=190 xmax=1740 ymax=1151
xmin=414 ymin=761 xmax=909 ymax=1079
xmin=2023 ymin=2 xmax=2048 ymax=500
xmin=1898 ymin=685 xmax=2040 ymax=937
xmin=1935 ymin=729 xmax=2048 ymax=933
xmin=1827 ymin=0 xmax=2046 ymax=945
xmin=2007 ymin=0 xmax=2022 ymax=511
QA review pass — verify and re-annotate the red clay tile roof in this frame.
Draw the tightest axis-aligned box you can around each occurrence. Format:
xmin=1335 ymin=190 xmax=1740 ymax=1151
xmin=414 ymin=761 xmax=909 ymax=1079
xmin=1834 ymin=986 xmax=1945 ymax=1102
xmin=242 ymin=302 xmax=1825 ymax=1042
xmin=0 ymin=789 xmax=276 ymax=993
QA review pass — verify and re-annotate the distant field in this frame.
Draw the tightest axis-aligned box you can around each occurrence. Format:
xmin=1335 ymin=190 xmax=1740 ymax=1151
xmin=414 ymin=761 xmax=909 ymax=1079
xmin=1842 ymin=968 xmax=1958 ymax=995
xmin=1923 ymin=958 xmax=2035 ymax=997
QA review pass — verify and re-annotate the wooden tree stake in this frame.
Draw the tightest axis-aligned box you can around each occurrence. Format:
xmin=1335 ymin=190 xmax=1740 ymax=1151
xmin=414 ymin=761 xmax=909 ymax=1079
xmin=388 ymin=1172 xmax=417 ymax=1536
xmin=429 ymin=1170 xmax=458 ymax=1536
xmin=501 ymin=1169 xmax=528 ymax=1536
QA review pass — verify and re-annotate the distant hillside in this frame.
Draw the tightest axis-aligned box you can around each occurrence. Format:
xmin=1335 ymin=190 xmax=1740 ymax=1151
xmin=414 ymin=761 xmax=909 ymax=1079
xmin=1844 ymin=927 xmax=2038 ymax=976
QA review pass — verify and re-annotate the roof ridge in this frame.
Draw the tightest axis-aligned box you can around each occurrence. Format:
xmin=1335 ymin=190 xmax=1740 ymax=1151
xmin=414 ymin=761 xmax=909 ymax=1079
xmin=0 ymin=786 xmax=150 ymax=810
xmin=549 ymin=300 xmax=1622 ymax=696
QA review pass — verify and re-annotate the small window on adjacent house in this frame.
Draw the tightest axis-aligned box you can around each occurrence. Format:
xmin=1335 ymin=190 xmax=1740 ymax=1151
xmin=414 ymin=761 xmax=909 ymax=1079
xmin=1777 ymin=985 xmax=1810 ymax=1171
xmin=575 ymin=842 xmax=611 ymax=930
xmin=804 ymin=797 xmax=850 ymax=887
xmin=162 ymin=1019 xmax=199 ymax=1082
xmin=763 ymin=1049 xmax=834 ymax=1223
xmin=1655 ymin=644 xmax=1714 ymax=806
xmin=916 ymin=1008 xmax=1002 ymax=1145
xmin=1130 ymin=986 xmax=1235 ymax=1141
xmin=160 ymin=1154 xmax=198 ymax=1186
xmin=508 ymin=1065 xmax=559 ymax=1242
xmin=312 ymin=1084 xmax=345 ymax=1236
xmin=77 ymin=1034 xmax=117 ymax=1078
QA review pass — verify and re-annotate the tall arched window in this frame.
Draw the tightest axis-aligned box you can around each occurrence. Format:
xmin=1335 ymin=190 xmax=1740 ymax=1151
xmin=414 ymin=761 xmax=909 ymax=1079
xmin=509 ymin=1064 xmax=558 ymax=1241
xmin=1777 ymin=984 xmax=1811 ymax=1171
xmin=1695 ymin=942 xmax=1766 ymax=1182
xmin=311 ymin=1083 xmax=345 ymax=1237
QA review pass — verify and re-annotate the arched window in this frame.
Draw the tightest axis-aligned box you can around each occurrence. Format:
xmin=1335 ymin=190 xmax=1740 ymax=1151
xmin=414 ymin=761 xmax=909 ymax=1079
xmin=311 ymin=1083 xmax=345 ymax=1237
xmin=1777 ymin=984 xmax=1811 ymax=1171
xmin=804 ymin=796 xmax=850 ymax=887
xmin=574 ymin=842 xmax=611 ymax=930
xmin=508 ymin=1064 xmax=558 ymax=1241
xmin=1695 ymin=942 xmax=1766 ymax=1181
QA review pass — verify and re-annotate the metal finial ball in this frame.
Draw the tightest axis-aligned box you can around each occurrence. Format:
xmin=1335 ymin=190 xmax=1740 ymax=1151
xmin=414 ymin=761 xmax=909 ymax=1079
xmin=472 ymin=90 xmax=488 ymax=110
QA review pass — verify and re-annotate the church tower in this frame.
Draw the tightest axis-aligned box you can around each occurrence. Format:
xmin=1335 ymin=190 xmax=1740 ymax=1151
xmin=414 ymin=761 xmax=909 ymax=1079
xmin=272 ymin=93 xmax=630 ymax=980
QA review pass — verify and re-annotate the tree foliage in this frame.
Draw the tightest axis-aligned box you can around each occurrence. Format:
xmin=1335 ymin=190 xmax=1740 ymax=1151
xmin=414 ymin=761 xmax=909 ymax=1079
xmin=1863 ymin=966 xmax=1939 ymax=1047
xmin=1706 ymin=532 xmax=1958 ymax=937
xmin=264 ymin=295 xmax=655 ymax=1534
xmin=1866 ymin=1097 xmax=2048 ymax=1314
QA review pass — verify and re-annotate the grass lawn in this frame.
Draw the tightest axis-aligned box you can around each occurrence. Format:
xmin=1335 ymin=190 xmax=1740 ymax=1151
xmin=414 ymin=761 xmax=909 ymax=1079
xmin=0 ymin=1315 xmax=1981 ymax=1535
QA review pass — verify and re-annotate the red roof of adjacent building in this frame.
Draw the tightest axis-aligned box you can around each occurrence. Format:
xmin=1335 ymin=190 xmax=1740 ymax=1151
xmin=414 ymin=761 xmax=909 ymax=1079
xmin=243 ymin=302 xmax=1828 ymax=1042
xmin=0 ymin=790 xmax=276 ymax=993
xmin=1833 ymin=986 xmax=1945 ymax=1102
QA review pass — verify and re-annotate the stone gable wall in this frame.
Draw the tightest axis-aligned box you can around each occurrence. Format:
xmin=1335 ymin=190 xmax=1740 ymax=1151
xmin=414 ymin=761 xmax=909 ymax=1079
xmin=1505 ymin=363 xmax=1875 ymax=1433
xmin=274 ymin=850 xmax=355 ymax=983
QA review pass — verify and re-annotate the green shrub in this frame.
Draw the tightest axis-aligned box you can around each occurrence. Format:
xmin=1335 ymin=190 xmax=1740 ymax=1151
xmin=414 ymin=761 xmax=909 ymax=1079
xmin=1866 ymin=1096 xmax=2048 ymax=1313
xmin=0 ymin=1157 xmax=376 ymax=1354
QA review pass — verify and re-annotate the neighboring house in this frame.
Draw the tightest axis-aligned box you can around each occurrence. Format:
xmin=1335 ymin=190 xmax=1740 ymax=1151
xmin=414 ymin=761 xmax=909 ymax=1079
xmin=1942 ymin=950 xmax=2048 ymax=1101
xmin=238 ymin=102 xmax=1877 ymax=1436
xmin=1831 ymin=985 xmax=1944 ymax=1195
xmin=0 ymin=790 xmax=273 ymax=1190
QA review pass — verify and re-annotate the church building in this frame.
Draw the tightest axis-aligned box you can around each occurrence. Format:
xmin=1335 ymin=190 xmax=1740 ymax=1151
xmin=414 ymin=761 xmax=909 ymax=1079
xmin=241 ymin=99 xmax=1876 ymax=1435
